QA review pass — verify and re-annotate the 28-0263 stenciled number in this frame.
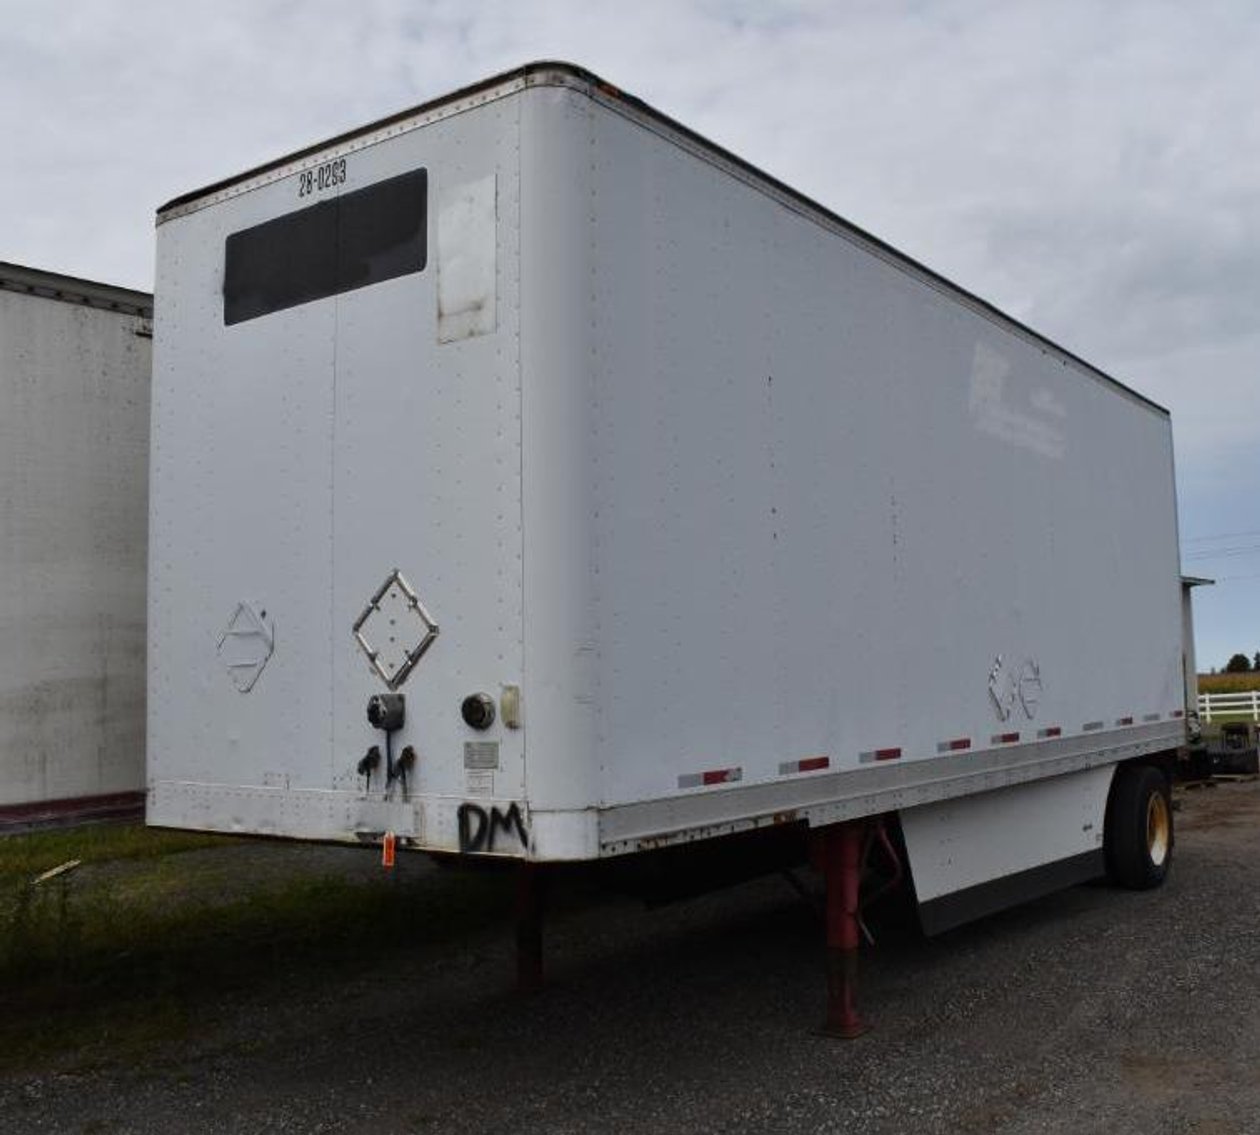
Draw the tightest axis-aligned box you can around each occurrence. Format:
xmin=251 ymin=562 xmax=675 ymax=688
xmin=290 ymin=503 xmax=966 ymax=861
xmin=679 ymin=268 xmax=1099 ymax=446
xmin=298 ymin=158 xmax=347 ymax=198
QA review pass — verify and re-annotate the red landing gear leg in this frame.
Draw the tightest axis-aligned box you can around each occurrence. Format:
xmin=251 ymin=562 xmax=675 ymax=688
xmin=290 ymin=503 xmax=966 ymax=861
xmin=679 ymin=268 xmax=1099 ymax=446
xmin=820 ymin=821 xmax=871 ymax=1038
xmin=515 ymin=861 xmax=547 ymax=994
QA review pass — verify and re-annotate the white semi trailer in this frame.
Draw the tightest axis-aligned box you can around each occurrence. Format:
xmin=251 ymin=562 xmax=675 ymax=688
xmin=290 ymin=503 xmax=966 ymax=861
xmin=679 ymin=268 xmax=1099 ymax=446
xmin=150 ymin=64 xmax=1187 ymax=1034
xmin=1 ymin=263 xmax=152 ymax=831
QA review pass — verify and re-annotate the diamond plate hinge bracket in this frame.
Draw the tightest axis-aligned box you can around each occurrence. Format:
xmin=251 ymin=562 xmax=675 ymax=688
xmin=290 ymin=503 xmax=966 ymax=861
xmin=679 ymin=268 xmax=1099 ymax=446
xmin=217 ymin=601 xmax=275 ymax=693
xmin=352 ymin=568 xmax=440 ymax=690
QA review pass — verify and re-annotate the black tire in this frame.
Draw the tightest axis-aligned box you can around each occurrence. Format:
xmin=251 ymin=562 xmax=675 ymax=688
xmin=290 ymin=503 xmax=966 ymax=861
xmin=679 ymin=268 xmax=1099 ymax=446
xmin=1105 ymin=763 xmax=1173 ymax=890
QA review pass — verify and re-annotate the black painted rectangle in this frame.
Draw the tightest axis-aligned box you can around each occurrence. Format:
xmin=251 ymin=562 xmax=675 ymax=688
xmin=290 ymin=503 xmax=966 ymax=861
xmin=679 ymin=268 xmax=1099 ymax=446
xmin=224 ymin=168 xmax=427 ymax=325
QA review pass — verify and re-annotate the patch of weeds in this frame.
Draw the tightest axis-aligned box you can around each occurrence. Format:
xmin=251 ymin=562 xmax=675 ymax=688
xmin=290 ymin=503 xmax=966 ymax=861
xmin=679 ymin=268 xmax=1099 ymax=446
xmin=0 ymin=849 xmax=515 ymax=1074
xmin=0 ymin=824 xmax=236 ymax=889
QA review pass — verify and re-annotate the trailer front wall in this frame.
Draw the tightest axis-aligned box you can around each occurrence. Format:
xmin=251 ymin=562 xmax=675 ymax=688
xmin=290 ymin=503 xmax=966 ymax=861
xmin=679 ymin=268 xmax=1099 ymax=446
xmin=149 ymin=94 xmax=526 ymax=844
xmin=0 ymin=286 xmax=150 ymax=819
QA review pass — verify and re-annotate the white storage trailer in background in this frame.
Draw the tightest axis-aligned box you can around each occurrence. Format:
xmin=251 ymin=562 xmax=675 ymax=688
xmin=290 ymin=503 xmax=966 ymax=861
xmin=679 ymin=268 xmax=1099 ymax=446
xmin=151 ymin=64 xmax=1187 ymax=1032
xmin=1 ymin=263 xmax=152 ymax=831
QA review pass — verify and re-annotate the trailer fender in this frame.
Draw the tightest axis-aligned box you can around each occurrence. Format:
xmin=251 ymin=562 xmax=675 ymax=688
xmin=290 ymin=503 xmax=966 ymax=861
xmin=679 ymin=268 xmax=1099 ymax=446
xmin=900 ymin=766 xmax=1113 ymax=936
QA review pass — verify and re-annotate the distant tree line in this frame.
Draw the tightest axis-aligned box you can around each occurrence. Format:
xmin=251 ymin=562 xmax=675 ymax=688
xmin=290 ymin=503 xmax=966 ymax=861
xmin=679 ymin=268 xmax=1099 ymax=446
xmin=1217 ymin=651 xmax=1260 ymax=674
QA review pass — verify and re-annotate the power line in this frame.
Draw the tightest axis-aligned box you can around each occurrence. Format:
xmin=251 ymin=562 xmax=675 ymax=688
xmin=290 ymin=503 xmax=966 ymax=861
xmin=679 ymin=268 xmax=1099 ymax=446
xmin=1183 ymin=545 xmax=1260 ymax=561
xmin=1183 ymin=528 xmax=1260 ymax=544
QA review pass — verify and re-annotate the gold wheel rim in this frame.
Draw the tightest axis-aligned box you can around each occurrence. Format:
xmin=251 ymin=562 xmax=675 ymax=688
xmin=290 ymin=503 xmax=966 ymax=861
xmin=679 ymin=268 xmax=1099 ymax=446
xmin=1146 ymin=792 xmax=1170 ymax=867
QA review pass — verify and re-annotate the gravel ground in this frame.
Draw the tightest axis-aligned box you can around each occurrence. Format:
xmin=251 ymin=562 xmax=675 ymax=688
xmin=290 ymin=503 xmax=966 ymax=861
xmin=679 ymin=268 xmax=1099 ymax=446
xmin=2 ymin=779 xmax=1259 ymax=1134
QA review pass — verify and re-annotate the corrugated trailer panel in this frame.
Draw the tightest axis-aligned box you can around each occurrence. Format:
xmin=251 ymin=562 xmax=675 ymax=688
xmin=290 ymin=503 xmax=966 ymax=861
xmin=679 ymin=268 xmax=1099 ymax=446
xmin=518 ymin=84 xmax=601 ymax=834
xmin=0 ymin=266 xmax=151 ymax=829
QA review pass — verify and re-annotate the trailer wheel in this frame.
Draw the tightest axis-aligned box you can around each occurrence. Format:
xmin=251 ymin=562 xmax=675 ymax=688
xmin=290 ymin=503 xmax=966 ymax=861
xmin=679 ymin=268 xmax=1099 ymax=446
xmin=1105 ymin=764 xmax=1172 ymax=890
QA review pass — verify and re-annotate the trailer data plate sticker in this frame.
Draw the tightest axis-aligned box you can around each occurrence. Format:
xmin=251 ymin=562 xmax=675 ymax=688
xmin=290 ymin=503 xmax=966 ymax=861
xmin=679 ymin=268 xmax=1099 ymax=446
xmin=217 ymin=601 xmax=274 ymax=692
xmin=352 ymin=569 xmax=439 ymax=689
xmin=465 ymin=770 xmax=494 ymax=797
xmin=437 ymin=174 xmax=496 ymax=343
xmin=464 ymin=741 xmax=500 ymax=770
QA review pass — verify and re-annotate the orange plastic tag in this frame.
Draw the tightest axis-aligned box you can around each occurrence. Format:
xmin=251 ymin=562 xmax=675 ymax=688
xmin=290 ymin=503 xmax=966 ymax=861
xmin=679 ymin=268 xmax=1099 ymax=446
xmin=382 ymin=831 xmax=396 ymax=869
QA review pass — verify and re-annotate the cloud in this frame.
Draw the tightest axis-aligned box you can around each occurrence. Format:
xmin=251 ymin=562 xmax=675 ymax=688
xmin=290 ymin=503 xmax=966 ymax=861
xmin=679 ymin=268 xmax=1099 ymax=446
xmin=2 ymin=0 xmax=1257 ymax=660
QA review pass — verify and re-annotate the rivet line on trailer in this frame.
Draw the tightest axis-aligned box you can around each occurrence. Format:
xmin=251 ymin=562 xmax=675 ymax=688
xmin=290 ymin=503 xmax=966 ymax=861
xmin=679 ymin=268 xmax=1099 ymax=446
xmin=778 ymin=756 xmax=831 ymax=775
xmin=678 ymin=767 xmax=743 ymax=789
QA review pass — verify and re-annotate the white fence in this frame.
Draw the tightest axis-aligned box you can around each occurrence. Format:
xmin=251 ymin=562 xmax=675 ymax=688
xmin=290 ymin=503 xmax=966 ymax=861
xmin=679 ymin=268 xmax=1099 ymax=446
xmin=1199 ymin=690 xmax=1260 ymax=723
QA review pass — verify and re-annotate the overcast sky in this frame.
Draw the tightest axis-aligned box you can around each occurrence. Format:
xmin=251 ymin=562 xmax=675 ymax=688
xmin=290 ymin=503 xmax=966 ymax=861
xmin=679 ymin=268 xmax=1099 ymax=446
xmin=2 ymin=0 xmax=1257 ymax=670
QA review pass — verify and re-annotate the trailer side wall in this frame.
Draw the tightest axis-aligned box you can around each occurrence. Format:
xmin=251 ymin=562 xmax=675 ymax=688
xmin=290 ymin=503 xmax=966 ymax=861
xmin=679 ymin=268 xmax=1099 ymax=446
xmin=0 ymin=283 xmax=151 ymax=824
xmin=542 ymin=90 xmax=1183 ymax=832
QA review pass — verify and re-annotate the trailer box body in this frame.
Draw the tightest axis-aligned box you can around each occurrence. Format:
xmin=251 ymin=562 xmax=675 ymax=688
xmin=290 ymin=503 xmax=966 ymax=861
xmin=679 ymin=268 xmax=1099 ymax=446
xmin=1 ymin=264 xmax=152 ymax=830
xmin=151 ymin=66 xmax=1183 ymax=895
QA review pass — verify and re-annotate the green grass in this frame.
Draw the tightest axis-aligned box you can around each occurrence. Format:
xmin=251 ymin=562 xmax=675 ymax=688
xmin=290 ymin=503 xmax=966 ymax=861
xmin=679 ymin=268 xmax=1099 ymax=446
xmin=0 ymin=823 xmax=233 ymax=888
xmin=0 ymin=825 xmax=516 ymax=1073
